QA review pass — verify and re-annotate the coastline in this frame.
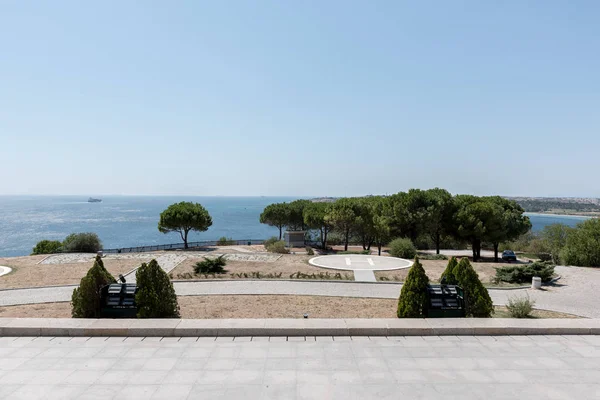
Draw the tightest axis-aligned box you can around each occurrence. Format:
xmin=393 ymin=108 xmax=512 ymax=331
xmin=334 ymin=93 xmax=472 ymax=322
xmin=524 ymin=212 xmax=595 ymax=219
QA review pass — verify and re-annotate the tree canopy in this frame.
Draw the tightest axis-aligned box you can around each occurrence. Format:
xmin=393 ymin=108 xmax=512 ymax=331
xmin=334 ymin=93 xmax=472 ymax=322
xmin=259 ymin=203 xmax=289 ymax=240
xmin=158 ymin=202 xmax=212 ymax=249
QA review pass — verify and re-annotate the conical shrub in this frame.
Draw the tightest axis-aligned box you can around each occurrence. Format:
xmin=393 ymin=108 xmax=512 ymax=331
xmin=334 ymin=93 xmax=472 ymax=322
xmin=441 ymin=257 xmax=459 ymax=284
xmin=72 ymin=255 xmax=116 ymax=318
xmin=453 ymin=258 xmax=494 ymax=317
xmin=135 ymin=259 xmax=180 ymax=318
xmin=397 ymin=257 xmax=430 ymax=318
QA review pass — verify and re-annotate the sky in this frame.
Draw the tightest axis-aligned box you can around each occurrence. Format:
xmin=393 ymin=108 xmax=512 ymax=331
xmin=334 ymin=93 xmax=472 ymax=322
xmin=1 ymin=1 xmax=599 ymax=198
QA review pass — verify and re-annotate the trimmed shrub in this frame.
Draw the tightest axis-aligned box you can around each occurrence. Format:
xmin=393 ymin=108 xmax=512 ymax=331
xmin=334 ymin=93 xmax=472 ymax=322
xmin=32 ymin=240 xmax=62 ymax=255
xmin=441 ymin=257 xmax=459 ymax=284
xmin=506 ymin=294 xmax=536 ymax=318
xmin=266 ymin=240 xmax=289 ymax=254
xmin=217 ymin=237 xmax=235 ymax=246
xmin=263 ymin=236 xmax=279 ymax=248
xmin=494 ymin=261 xmax=555 ymax=284
xmin=135 ymin=259 xmax=180 ymax=318
xmin=397 ymin=257 xmax=430 ymax=318
xmin=337 ymin=250 xmax=370 ymax=255
xmin=63 ymin=232 xmax=102 ymax=253
xmin=388 ymin=238 xmax=417 ymax=259
xmin=194 ymin=256 xmax=227 ymax=274
xmin=418 ymin=253 xmax=448 ymax=261
xmin=306 ymin=247 xmax=315 ymax=255
xmin=453 ymin=258 xmax=494 ymax=318
xmin=71 ymin=256 xmax=116 ymax=318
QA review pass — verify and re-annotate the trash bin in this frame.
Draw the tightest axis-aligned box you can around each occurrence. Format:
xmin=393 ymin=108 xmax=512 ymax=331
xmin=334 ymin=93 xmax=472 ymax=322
xmin=425 ymin=284 xmax=465 ymax=318
xmin=100 ymin=283 xmax=138 ymax=318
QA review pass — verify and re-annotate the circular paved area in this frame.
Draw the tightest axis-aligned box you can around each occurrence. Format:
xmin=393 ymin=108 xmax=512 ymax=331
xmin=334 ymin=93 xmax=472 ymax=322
xmin=0 ymin=266 xmax=12 ymax=277
xmin=309 ymin=255 xmax=412 ymax=271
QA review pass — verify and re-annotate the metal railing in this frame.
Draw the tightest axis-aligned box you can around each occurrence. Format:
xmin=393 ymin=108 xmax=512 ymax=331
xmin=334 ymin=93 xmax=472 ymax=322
xmin=102 ymin=239 xmax=267 ymax=254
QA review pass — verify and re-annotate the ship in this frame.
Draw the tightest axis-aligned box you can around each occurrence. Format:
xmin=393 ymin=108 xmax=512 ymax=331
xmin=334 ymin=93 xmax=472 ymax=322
xmin=88 ymin=197 xmax=102 ymax=203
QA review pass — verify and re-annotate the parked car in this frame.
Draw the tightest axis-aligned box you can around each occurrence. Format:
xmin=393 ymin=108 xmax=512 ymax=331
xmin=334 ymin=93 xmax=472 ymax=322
xmin=502 ymin=250 xmax=517 ymax=262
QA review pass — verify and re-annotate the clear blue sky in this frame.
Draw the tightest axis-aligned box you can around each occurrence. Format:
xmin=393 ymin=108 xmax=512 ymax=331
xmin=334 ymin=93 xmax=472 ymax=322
xmin=1 ymin=1 xmax=598 ymax=197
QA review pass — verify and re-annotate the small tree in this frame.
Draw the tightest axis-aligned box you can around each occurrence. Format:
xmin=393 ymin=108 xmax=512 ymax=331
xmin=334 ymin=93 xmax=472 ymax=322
xmin=158 ymin=202 xmax=212 ymax=249
xmin=397 ymin=257 xmax=430 ymax=318
xmin=260 ymin=203 xmax=289 ymax=240
xmin=441 ymin=257 xmax=459 ymax=284
xmin=452 ymin=258 xmax=494 ymax=318
xmin=72 ymin=256 xmax=116 ymax=318
xmin=388 ymin=238 xmax=417 ymax=259
xmin=63 ymin=233 xmax=102 ymax=253
xmin=32 ymin=240 xmax=63 ymax=255
xmin=135 ymin=259 xmax=180 ymax=318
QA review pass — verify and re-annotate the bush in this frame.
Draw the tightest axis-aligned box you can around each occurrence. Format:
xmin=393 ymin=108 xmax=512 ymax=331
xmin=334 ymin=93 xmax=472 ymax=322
xmin=494 ymin=261 xmax=555 ymax=284
xmin=418 ymin=253 xmax=448 ymax=261
xmin=453 ymin=258 xmax=494 ymax=318
xmin=263 ymin=236 xmax=279 ymax=248
xmin=559 ymin=219 xmax=600 ymax=266
xmin=306 ymin=247 xmax=314 ymax=255
xmin=266 ymin=240 xmax=289 ymax=254
xmin=32 ymin=240 xmax=63 ymax=255
xmin=337 ymin=250 xmax=370 ymax=255
xmin=135 ymin=259 xmax=180 ymax=318
xmin=506 ymin=294 xmax=536 ymax=318
xmin=71 ymin=256 xmax=116 ymax=318
xmin=388 ymin=238 xmax=417 ymax=259
xmin=217 ymin=237 xmax=235 ymax=246
xmin=397 ymin=257 xmax=430 ymax=318
xmin=441 ymin=257 xmax=459 ymax=284
xmin=194 ymin=256 xmax=227 ymax=274
xmin=62 ymin=232 xmax=102 ymax=253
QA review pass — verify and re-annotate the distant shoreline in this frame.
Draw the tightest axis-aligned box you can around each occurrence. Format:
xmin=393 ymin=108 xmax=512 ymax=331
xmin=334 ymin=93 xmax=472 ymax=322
xmin=524 ymin=212 xmax=595 ymax=219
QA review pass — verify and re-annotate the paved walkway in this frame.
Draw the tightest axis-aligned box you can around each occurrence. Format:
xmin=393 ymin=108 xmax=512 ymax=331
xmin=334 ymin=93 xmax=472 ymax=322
xmin=123 ymin=254 xmax=187 ymax=283
xmin=1 ymin=266 xmax=599 ymax=318
xmin=0 ymin=335 xmax=599 ymax=399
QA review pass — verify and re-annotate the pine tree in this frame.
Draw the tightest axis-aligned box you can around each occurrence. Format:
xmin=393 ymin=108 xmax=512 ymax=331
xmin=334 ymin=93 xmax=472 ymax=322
xmin=441 ymin=257 xmax=459 ymax=284
xmin=72 ymin=255 xmax=116 ymax=318
xmin=452 ymin=258 xmax=494 ymax=317
xmin=135 ymin=259 xmax=180 ymax=318
xmin=397 ymin=257 xmax=430 ymax=318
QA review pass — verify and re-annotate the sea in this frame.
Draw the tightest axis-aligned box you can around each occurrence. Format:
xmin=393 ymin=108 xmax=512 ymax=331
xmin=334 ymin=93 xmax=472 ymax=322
xmin=0 ymin=196 xmax=593 ymax=258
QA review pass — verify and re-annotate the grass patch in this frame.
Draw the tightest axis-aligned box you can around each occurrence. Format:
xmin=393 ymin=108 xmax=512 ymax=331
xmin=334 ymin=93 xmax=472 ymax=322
xmin=493 ymin=306 xmax=578 ymax=319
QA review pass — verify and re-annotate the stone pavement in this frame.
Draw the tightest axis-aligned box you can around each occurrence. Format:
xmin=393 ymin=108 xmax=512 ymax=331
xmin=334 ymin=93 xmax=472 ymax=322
xmin=0 ymin=335 xmax=599 ymax=399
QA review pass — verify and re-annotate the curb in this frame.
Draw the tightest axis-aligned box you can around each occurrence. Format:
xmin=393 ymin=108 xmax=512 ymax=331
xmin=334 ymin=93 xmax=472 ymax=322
xmin=0 ymin=318 xmax=597 ymax=337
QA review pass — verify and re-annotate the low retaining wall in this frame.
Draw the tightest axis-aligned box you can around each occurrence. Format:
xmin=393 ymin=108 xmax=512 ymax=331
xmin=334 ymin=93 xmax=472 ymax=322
xmin=0 ymin=318 xmax=598 ymax=337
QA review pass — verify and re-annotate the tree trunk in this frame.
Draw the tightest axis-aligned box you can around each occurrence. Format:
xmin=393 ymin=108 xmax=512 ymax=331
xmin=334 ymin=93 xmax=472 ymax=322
xmin=472 ymin=242 xmax=477 ymax=260
xmin=493 ymin=242 xmax=499 ymax=263
xmin=278 ymin=226 xmax=282 ymax=240
xmin=183 ymin=230 xmax=189 ymax=249
xmin=378 ymin=243 xmax=382 ymax=256
xmin=436 ymin=232 xmax=440 ymax=255
xmin=344 ymin=228 xmax=350 ymax=251
xmin=367 ymin=239 xmax=373 ymax=251
xmin=323 ymin=230 xmax=328 ymax=250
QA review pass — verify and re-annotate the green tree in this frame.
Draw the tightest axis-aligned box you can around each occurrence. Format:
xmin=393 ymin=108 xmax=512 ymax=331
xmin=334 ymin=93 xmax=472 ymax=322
xmin=326 ymin=198 xmax=357 ymax=251
xmin=453 ymin=195 xmax=500 ymax=261
xmin=486 ymin=197 xmax=531 ymax=262
xmin=421 ymin=188 xmax=455 ymax=254
xmin=63 ymin=232 xmax=102 ymax=253
xmin=541 ymin=223 xmax=571 ymax=263
xmin=158 ymin=202 xmax=213 ymax=249
xmin=452 ymin=258 xmax=493 ymax=317
xmin=560 ymin=219 xmax=600 ymax=267
xmin=397 ymin=257 xmax=430 ymax=318
xmin=32 ymin=240 xmax=62 ymax=255
xmin=71 ymin=255 xmax=116 ymax=318
xmin=388 ymin=190 xmax=427 ymax=242
xmin=135 ymin=259 xmax=180 ymax=318
xmin=286 ymin=199 xmax=310 ymax=231
xmin=303 ymin=202 xmax=334 ymax=249
xmin=441 ymin=257 xmax=459 ymax=284
xmin=352 ymin=197 xmax=378 ymax=250
xmin=260 ymin=203 xmax=289 ymax=240
xmin=370 ymin=197 xmax=393 ymax=256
